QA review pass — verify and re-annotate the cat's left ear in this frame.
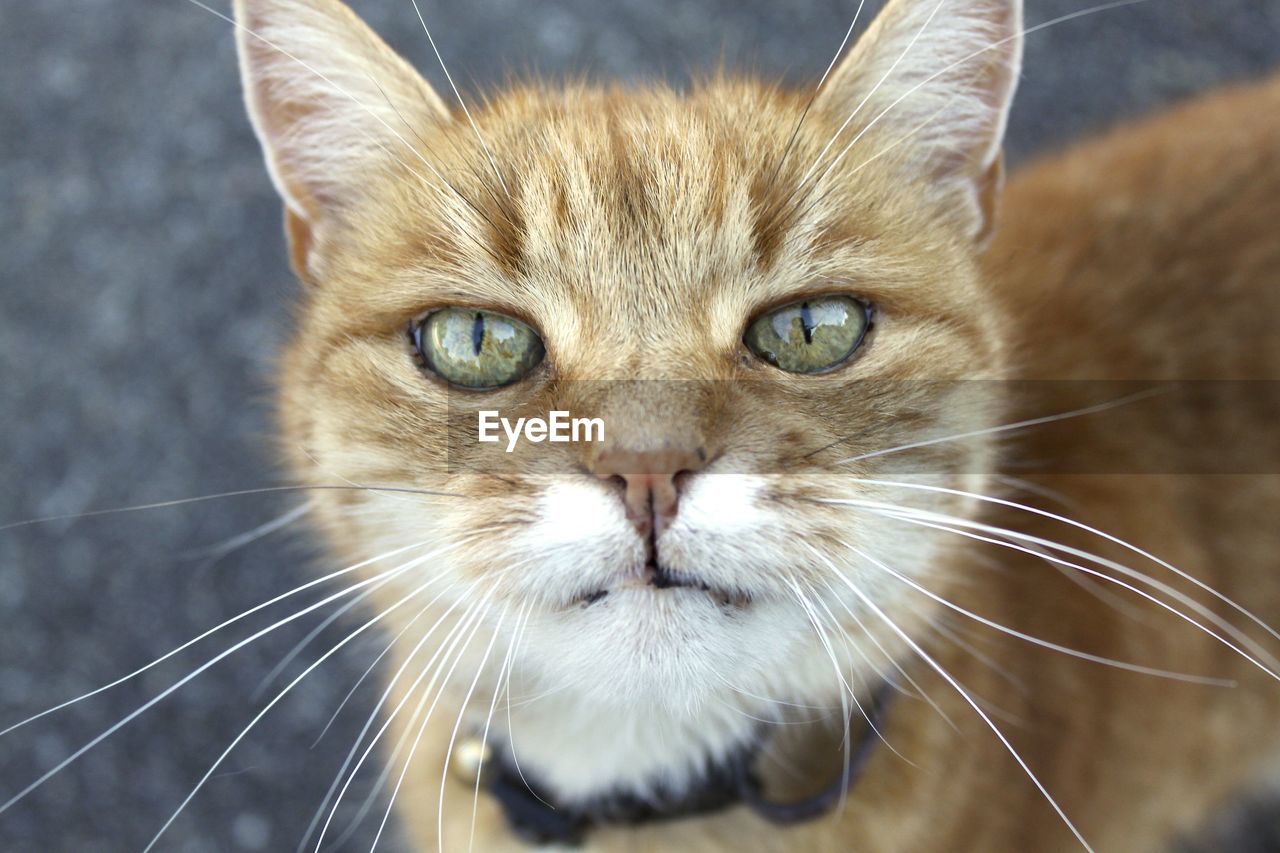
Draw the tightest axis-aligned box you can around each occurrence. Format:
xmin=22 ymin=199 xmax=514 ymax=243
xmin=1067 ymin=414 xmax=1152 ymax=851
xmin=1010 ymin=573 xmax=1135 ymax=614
xmin=814 ymin=0 xmax=1022 ymax=244
xmin=233 ymin=0 xmax=452 ymax=281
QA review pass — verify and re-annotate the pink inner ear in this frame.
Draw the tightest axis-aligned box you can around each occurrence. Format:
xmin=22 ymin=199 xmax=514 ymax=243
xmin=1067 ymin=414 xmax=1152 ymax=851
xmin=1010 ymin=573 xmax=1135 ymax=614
xmin=808 ymin=0 xmax=1022 ymax=239
xmin=233 ymin=0 xmax=453 ymax=227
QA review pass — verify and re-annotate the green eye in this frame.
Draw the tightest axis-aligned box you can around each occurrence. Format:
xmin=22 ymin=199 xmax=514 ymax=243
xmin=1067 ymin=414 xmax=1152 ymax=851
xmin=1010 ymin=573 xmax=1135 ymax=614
xmin=412 ymin=308 xmax=545 ymax=389
xmin=744 ymin=296 xmax=870 ymax=374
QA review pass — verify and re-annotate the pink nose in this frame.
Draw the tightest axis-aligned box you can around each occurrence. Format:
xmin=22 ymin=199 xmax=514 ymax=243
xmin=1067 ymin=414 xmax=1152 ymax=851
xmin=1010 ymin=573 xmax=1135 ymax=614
xmin=590 ymin=447 xmax=707 ymax=539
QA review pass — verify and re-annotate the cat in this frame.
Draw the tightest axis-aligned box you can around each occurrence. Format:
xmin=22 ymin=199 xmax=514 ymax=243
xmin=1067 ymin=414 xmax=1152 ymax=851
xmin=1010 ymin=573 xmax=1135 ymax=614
xmin=228 ymin=0 xmax=1280 ymax=848
xmin=7 ymin=0 xmax=1275 ymax=849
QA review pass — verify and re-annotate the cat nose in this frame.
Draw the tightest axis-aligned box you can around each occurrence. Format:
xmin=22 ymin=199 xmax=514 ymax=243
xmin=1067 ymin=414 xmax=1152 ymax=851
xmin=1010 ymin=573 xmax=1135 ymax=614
xmin=590 ymin=446 xmax=708 ymax=540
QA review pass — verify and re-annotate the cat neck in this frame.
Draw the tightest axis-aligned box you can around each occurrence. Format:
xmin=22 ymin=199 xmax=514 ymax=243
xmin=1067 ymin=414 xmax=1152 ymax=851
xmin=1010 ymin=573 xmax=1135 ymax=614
xmin=493 ymin=686 xmax=762 ymax=806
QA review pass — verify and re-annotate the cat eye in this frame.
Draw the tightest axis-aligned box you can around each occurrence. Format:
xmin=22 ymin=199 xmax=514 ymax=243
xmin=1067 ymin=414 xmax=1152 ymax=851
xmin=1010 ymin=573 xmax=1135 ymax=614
xmin=744 ymin=296 xmax=870 ymax=374
xmin=411 ymin=308 xmax=545 ymax=389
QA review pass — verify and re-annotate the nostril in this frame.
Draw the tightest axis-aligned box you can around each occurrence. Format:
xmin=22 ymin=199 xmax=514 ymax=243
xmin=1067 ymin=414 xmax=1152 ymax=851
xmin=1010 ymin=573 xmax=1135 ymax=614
xmin=589 ymin=445 xmax=711 ymax=538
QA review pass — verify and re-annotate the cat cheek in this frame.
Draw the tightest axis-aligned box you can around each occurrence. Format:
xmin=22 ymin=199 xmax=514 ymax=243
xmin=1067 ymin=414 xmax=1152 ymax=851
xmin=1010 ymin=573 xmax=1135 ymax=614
xmin=667 ymin=474 xmax=768 ymax=538
xmin=533 ymin=480 xmax=633 ymax=547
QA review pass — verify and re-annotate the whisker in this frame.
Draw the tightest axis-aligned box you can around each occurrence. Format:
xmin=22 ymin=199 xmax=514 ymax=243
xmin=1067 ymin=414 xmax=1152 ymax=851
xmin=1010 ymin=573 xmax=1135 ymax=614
xmin=299 ymin=581 xmax=495 ymax=852
xmin=710 ymin=672 xmax=835 ymax=712
xmin=758 ymin=0 xmax=866 ymax=199
xmin=502 ymin=608 xmax=553 ymax=811
xmin=0 ymin=549 xmax=437 ymax=817
xmin=784 ymin=578 xmax=859 ymax=812
xmin=183 ymin=501 xmax=311 ymax=563
xmin=827 ymin=496 xmax=1280 ymax=682
xmin=813 ymin=386 xmax=1166 ymax=464
xmin=318 ymin=600 xmax=490 ymax=851
xmin=0 ymin=538 xmax=435 ymax=739
xmin=988 ymin=475 xmax=1079 ymax=511
xmin=847 ymin=478 xmax=1280 ymax=650
xmin=786 ymin=576 xmax=853 ymax=737
xmin=309 ymin=599 xmax=438 ymax=752
xmin=406 ymin=0 xmax=510 ymax=197
xmin=371 ymin=603 xmax=500 ymax=851
xmin=843 ymin=539 xmax=1235 ymax=687
xmin=817 ymin=579 xmax=956 ymax=730
xmin=431 ymin=607 xmax=512 ymax=853
xmin=798 ymin=0 xmax=948 ymax=190
xmin=806 ymin=542 xmax=1094 ymax=852
xmin=140 ymin=565 xmax=457 ymax=852
xmin=785 ymin=576 xmax=907 ymax=766
xmin=259 ymin=525 xmax=516 ymax=704
xmin=363 ymin=74 xmax=509 ymax=260
xmin=0 ymin=483 xmax=458 ymax=533
xmin=251 ymin=576 xmax=395 ymax=702
xmin=711 ymin=699 xmax=823 ymax=726
xmin=470 ymin=602 xmax=531 ymax=853
xmin=930 ymin=616 xmax=1029 ymax=697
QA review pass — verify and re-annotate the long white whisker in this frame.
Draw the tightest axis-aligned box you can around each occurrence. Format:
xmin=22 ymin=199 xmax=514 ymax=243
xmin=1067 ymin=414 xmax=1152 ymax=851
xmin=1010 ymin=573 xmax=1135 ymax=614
xmin=406 ymin=0 xmax=509 ymax=196
xmin=818 ymin=578 xmax=956 ymax=730
xmin=847 ymin=478 xmax=1280 ymax=650
xmin=372 ymin=604 xmax=503 ymax=851
xmin=0 ymin=538 xmax=433 ymax=739
xmin=806 ymin=543 xmax=1093 ymax=852
xmin=185 ymin=500 xmax=311 ymax=563
xmin=0 ymin=483 xmax=455 ymax=533
xmin=799 ymin=0 xmax=948 ymax=188
xmin=786 ymin=576 xmax=854 ymax=737
xmin=316 ymin=596 xmax=490 ymax=851
xmin=784 ymin=576 xmax=907 ymax=765
xmin=710 ymin=671 xmax=834 ymax=711
xmin=930 ymin=616 xmax=1028 ymax=697
xmin=141 ymin=565 xmax=454 ymax=852
xmin=762 ymin=0 xmax=867 ymax=191
xmin=309 ymin=600 xmax=435 ymax=752
xmin=470 ymin=602 xmax=530 ymax=853
xmin=303 ymin=530 xmax=512 ymax=757
xmin=842 ymin=540 xmax=1234 ymax=686
xmin=502 ymin=608 xmax=551 ymax=810
xmin=0 ymin=548 xmax=436 ymax=817
xmin=252 ymin=574 xmax=396 ymax=701
xmin=430 ymin=607 xmax=511 ymax=853
xmin=834 ymin=389 xmax=1167 ymax=466
xmin=300 ymin=576 xmax=498 ymax=852
xmin=830 ymin=496 xmax=1280 ymax=682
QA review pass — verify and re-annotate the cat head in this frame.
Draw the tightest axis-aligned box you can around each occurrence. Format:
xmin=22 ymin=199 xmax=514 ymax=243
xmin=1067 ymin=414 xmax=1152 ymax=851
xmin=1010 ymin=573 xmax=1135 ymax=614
xmin=237 ymin=0 xmax=1021 ymax=799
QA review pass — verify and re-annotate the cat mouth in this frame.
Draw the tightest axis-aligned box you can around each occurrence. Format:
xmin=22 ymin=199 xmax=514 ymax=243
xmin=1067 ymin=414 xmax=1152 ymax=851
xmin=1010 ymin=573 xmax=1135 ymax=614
xmin=574 ymin=562 xmax=752 ymax=610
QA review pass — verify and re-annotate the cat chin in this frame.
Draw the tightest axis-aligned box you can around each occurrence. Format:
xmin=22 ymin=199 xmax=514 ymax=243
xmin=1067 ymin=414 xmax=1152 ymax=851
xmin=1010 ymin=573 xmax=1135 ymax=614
xmin=528 ymin=590 xmax=803 ymax=707
xmin=494 ymin=595 xmax=831 ymax=803
xmin=493 ymin=683 xmax=765 ymax=806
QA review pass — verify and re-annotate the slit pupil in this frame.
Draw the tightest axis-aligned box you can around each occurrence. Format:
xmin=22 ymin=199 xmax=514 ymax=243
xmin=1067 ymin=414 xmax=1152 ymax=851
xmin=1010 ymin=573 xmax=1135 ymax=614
xmin=799 ymin=302 xmax=815 ymax=345
xmin=472 ymin=312 xmax=485 ymax=356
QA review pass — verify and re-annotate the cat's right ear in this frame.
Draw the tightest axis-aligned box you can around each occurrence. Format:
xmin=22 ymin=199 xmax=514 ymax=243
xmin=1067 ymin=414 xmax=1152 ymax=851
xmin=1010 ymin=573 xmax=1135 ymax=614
xmin=813 ymin=0 xmax=1022 ymax=245
xmin=233 ymin=0 xmax=451 ymax=282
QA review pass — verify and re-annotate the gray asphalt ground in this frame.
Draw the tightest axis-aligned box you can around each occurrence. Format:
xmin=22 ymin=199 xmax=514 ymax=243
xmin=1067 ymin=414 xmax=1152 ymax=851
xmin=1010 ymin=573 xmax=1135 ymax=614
xmin=2 ymin=1 xmax=1279 ymax=850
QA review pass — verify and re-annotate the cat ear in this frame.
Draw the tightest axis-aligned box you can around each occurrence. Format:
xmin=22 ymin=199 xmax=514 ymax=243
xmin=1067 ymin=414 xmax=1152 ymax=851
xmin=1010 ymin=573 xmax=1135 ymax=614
xmin=233 ymin=0 xmax=451 ymax=277
xmin=814 ymin=0 xmax=1022 ymax=244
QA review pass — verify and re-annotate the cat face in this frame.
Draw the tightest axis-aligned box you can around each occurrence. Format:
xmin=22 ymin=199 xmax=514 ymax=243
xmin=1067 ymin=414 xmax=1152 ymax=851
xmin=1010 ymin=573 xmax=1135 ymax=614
xmin=240 ymin=0 xmax=1021 ymax=794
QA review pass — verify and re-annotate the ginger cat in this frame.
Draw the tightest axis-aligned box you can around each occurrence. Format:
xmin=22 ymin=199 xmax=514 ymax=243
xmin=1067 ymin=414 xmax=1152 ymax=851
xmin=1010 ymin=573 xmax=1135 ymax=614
xmin=224 ymin=0 xmax=1280 ymax=849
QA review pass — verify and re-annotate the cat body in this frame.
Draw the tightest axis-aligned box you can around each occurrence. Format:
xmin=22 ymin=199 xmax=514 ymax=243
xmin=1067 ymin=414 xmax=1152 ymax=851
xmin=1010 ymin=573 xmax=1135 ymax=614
xmin=397 ymin=79 xmax=1280 ymax=853
xmin=229 ymin=0 xmax=1280 ymax=849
